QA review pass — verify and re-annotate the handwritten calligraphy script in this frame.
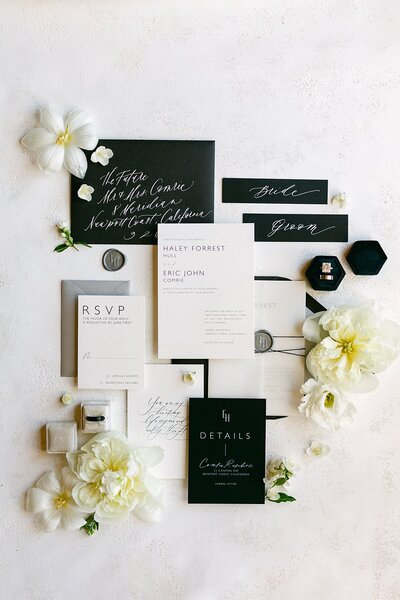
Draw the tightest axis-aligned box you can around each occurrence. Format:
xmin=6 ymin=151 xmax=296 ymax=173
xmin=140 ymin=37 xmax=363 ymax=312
xmin=71 ymin=140 xmax=215 ymax=244
xmin=222 ymin=178 xmax=328 ymax=205
xmin=243 ymin=213 xmax=348 ymax=242
xmin=139 ymin=395 xmax=188 ymax=441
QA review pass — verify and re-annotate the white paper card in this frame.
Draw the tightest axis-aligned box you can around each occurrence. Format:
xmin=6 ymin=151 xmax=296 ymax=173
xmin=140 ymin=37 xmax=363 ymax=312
xmin=77 ymin=295 xmax=145 ymax=390
xmin=157 ymin=223 xmax=254 ymax=359
xmin=128 ymin=364 xmax=204 ymax=479
xmin=209 ymin=281 xmax=305 ymax=415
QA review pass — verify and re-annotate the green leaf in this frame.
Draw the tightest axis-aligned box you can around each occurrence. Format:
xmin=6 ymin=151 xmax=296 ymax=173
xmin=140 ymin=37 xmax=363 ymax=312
xmin=54 ymin=244 xmax=68 ymax=252
xmin=80 ymin=514 xmax=99 ymax=536
xmin=78 ymin=242 xmax=92 ymax=248
xmin=274 ymin=492 xmax=296 ymax=503
xmin=273 ymin=477 xmax=287 ymax=487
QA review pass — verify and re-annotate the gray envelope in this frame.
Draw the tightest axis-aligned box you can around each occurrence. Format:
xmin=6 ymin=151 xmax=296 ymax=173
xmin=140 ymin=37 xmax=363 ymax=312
xmin=61 ymin=280 xmax=131 ymax=377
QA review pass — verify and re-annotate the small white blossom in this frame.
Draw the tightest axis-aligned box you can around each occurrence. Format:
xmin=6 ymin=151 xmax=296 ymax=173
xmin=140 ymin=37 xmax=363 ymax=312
xmin=299 ymin=378 xmax=356 ymax=431
xmin=91 ymin=146 xmax=114 ymax=166
xmin=61 ymin=392 xmax=73 ymax=406
xmin=183 ymin=371 xmax=196 ymax=385
xmin=331 ymin=192 xmax=347 ymax=209
xmin=57 ymin=220 xmax=68 ymax=231
xmin=77 ymin=184 xmax=94 ymax=201
xmin=306 ymin=440 xmax=330 ymax=458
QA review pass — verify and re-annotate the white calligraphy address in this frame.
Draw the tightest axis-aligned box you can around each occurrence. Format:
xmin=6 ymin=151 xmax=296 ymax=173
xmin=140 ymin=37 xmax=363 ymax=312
xmin=83 ymin=167 xmax=212 ymax=241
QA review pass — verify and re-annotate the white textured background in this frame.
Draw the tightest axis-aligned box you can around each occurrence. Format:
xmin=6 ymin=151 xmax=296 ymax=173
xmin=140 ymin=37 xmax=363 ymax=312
xmin=1 ymin=1 xmax=400 ymax=599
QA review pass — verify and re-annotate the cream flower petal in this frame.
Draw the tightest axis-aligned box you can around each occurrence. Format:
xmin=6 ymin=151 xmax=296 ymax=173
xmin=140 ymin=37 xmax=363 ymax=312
xmin=142 ymin=472 xmax=163 ymax=500
xmin=65 ymin=108 xmax=93 ymax=132
xmin=135 ymin=446 xmax=164 ymax=469
xmin=64 ymin=145 xmax=87 ymax=179
xmin=21 ymin=128 xmax=57 ymax=152
xmin=59 ymin=504 xmax=87 ymax=530
xmin=26 ymin=488 xmax=54 ymax=513
xmin=302 ymin=311 xmax=326 ymax=343
xmin=70 ymin=122 xmax=98 ymax=151
xmin=37 ymin=144 xmax=65 ymax=174
xmin=40 ymin=106 xmax=65 ymax=135
xmin=36 ymin=507 xmax=61 ymax=532
xmin=134 ymin=497 xmax=163 ymax=523
xmin=35 ymin=471 xmax=61 ymax=496
xmin=60 ymin=466 xmax=80 ymax=494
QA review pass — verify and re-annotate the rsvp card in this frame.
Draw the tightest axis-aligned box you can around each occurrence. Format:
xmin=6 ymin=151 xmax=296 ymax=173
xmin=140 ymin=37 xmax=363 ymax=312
xmin=128 ymin=364 xmax=204 ymax=479
xmin=77 ymin=295 xmax=145 ymax=390
xmin=188 ymin=398 xmax=266 ymax=504
xmin=157 ymin=223 xmax=254 ymax=359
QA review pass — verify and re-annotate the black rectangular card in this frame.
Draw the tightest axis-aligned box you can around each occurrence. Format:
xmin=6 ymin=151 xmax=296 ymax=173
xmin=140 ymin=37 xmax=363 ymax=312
xmin=71 ymin=140 xmax=215 ymax=245
xmin=243 ymin=213 xmax=348 ymax=242
xmin=223 ymin=178 xmax=328 ymax=204
xmin=188 ymin=398 xmax=266 ymax=504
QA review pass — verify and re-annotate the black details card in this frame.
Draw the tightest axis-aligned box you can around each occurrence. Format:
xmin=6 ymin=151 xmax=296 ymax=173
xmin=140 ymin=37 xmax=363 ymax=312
xmin=243 ymin=213 xmax=348 ymax=242
xmin=223 ymin=178 xmax=328 ymax=204
xmin=71 ymin=140 xmax=215 ymax=245
xmin=188 ymin=398 xmax=266 ymax=504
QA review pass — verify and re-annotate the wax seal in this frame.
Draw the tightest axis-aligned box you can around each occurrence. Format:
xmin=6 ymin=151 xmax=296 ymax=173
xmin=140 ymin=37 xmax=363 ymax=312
xmin=102 ymin=249 xmax=126 ymax=271
xmin=255 ymin=329 xmax=274 ymax=353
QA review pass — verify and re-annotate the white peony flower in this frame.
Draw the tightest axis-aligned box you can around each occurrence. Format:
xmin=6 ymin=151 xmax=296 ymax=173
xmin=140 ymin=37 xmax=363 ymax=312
xmin=299 ymin=378 xmax=356 ymax=431
xmin=91 ymin=145 xmax=114 ymax=166
xmin=305 ymin=440 xmax=330 ymax=458
xmin=303 ymin=304 xmax=400 ymax=392
xmin=77 ymin=184 xmax=94 ymax=201
xmin=331 ymin=192 xmax=347 ymax=209
xmin=183 ymin=371 xmax=196 ymax=385
xmin=21 ymin=106 xmax=98 ymax=178
xmin=67 ymin=433 xmax=164 ymax=524
xmin=26 ymin=467 xmax=87 ymax=532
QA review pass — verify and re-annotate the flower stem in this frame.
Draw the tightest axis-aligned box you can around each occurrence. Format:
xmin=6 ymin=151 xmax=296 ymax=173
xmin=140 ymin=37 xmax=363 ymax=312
xmin=80 ymin=514 xmax=99 ymax=536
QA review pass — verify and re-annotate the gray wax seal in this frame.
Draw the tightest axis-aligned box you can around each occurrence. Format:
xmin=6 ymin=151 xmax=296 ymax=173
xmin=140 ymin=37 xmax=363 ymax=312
xmin=102 ymin=249 xmax=126 ymax=272
xmin=254 ymin=330 xmax=273 ymax=353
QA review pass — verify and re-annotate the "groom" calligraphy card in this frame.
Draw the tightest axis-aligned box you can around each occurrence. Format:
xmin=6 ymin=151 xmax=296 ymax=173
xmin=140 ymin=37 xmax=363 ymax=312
xmin=243 ymin=213 xmax=348 ymax=242
xmin=71 ymin=140 xmax=215 ymax=244
xmin=188 ymin=398 xmax=266 ymax=504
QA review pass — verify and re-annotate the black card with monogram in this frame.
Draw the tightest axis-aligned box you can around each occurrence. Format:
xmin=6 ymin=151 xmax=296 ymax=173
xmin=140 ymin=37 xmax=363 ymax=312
xmin=188 ymin=398 xmax=266 ymax=504
xmin=223 ymin=178 xmax=328 ymax=204
xmin=71 ymin=140 xmax=215 ymax=245
xmin=243 ymin=213 xmax=348 ymax=242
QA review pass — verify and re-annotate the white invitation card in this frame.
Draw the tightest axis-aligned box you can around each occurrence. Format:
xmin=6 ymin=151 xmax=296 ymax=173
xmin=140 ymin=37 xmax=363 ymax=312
xmin=77 ymin=295 xmax=145 ymax=390
xmin=157 ymin=223 xmax=254 ymax=359
xmin=209 ymin=280 xmax=305 ymax=415
xmin=128 ymin=364 xmax=204 ymax=479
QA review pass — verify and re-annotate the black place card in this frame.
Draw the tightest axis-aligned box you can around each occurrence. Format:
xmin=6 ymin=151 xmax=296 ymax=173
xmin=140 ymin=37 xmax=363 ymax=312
xmin=243 ymin=213 xmax=348 ymax=242
xmin=71 ymin=140 xmax=215 ymax=245
xmin=223 ymin=178 xmax=328 ymax=204
xmin=188 ymin=398 xmax=266 ymax=504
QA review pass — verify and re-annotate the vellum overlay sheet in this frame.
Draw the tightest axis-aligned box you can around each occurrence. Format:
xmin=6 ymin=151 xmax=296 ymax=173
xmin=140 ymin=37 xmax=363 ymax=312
xmin=128 ymin=364 xmax=204 ymax=479
xmin=209 ymin=281 xmax=305 ymax=416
